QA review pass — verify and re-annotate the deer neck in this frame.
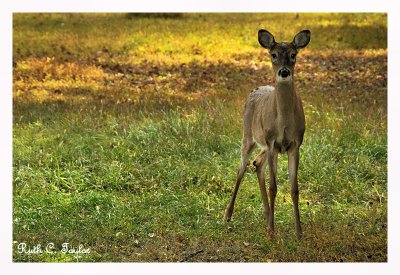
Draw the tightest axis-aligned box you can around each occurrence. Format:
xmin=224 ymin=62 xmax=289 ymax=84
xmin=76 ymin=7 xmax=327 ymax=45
xmin=274 ymin=80 xmax=296 ymax=120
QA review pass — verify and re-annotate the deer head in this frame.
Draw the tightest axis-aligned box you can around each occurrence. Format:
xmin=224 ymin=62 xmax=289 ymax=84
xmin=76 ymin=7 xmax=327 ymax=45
xmin=258 ymin=30 xmax=311 ymax=83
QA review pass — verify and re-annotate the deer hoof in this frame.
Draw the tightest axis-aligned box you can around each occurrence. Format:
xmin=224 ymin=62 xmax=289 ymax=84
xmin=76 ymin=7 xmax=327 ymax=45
xmin=224 ymin=207 xmax=233 ymax=222
xmin=252 ymin=160 xmax=258 ymax=168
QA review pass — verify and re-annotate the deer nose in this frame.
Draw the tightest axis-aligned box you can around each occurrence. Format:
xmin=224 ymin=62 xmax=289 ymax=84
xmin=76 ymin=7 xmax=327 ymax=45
xmin=278 ymin=68 xmax=291 ymax=78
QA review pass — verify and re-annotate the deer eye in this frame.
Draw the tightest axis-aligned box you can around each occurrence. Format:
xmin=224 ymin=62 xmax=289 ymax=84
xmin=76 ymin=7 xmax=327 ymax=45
xmin=291 ymin=53 xmax=296 ymax=59
xmin=271 ymin=53 xmax=277 ymax=59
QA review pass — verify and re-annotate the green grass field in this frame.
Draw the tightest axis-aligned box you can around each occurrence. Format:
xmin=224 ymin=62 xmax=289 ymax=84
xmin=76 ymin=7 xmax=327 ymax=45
xmin=13 ymin=13 xmax=387 ymax=262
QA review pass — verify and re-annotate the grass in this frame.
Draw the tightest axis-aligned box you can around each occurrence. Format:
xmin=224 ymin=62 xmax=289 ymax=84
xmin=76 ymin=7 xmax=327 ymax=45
xmin=12 ymin=13 xmax=387 ymax=262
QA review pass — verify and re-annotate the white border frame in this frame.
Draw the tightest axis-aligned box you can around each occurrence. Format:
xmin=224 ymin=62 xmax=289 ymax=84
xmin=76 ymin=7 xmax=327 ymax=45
xmin=1 ymin=1 xmax=398 ymax=274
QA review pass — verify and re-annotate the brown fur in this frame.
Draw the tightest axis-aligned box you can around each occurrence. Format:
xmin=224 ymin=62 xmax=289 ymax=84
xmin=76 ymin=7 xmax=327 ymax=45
xmin=225 ymin=30 xmax=311 ymax=240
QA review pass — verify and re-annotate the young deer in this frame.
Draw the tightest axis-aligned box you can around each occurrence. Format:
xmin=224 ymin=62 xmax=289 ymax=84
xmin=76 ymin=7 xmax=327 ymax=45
xmin=224 ymin=30 xmax=311 ymax=240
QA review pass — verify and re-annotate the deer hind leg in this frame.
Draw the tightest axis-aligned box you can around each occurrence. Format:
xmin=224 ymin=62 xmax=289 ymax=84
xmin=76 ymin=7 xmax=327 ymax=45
xmin=267 ymin=148 xmax=278 ymax=234
xmin=225 ymin=140 xmax=255 ymax=222
xmin=288 ymin=146 xmax=302 ymax=240
xmin=253 ymin=150 xmax=272 ymax=235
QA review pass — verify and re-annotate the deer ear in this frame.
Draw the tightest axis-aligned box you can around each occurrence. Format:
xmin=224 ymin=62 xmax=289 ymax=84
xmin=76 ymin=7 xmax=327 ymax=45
xmin=258 ymin=29 xmax=275 ymax=50
xmin=293 ymin=30 xmax=311 ymax=49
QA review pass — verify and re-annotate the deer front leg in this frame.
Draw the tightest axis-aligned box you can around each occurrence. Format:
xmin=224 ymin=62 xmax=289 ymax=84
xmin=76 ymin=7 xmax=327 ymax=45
xmin=225 ymin=141 xmax=255 ymax=222
xmin=288 ymin=146 xmax=302 ymax=240
xmin=267 ymin=149 xmax=278 ymax=234
xmin=254 ymin=150 xmax=271 ymax=236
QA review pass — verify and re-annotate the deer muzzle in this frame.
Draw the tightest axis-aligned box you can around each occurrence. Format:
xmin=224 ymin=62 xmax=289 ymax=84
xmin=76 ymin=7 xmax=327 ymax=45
xmin=278 ymin=67 xmax=291 ymax=78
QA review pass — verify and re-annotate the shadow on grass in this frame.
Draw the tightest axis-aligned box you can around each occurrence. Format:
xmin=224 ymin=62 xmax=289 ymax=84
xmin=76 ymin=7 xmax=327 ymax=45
xmin=14 ymin=50 xmax=386 ymax=126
